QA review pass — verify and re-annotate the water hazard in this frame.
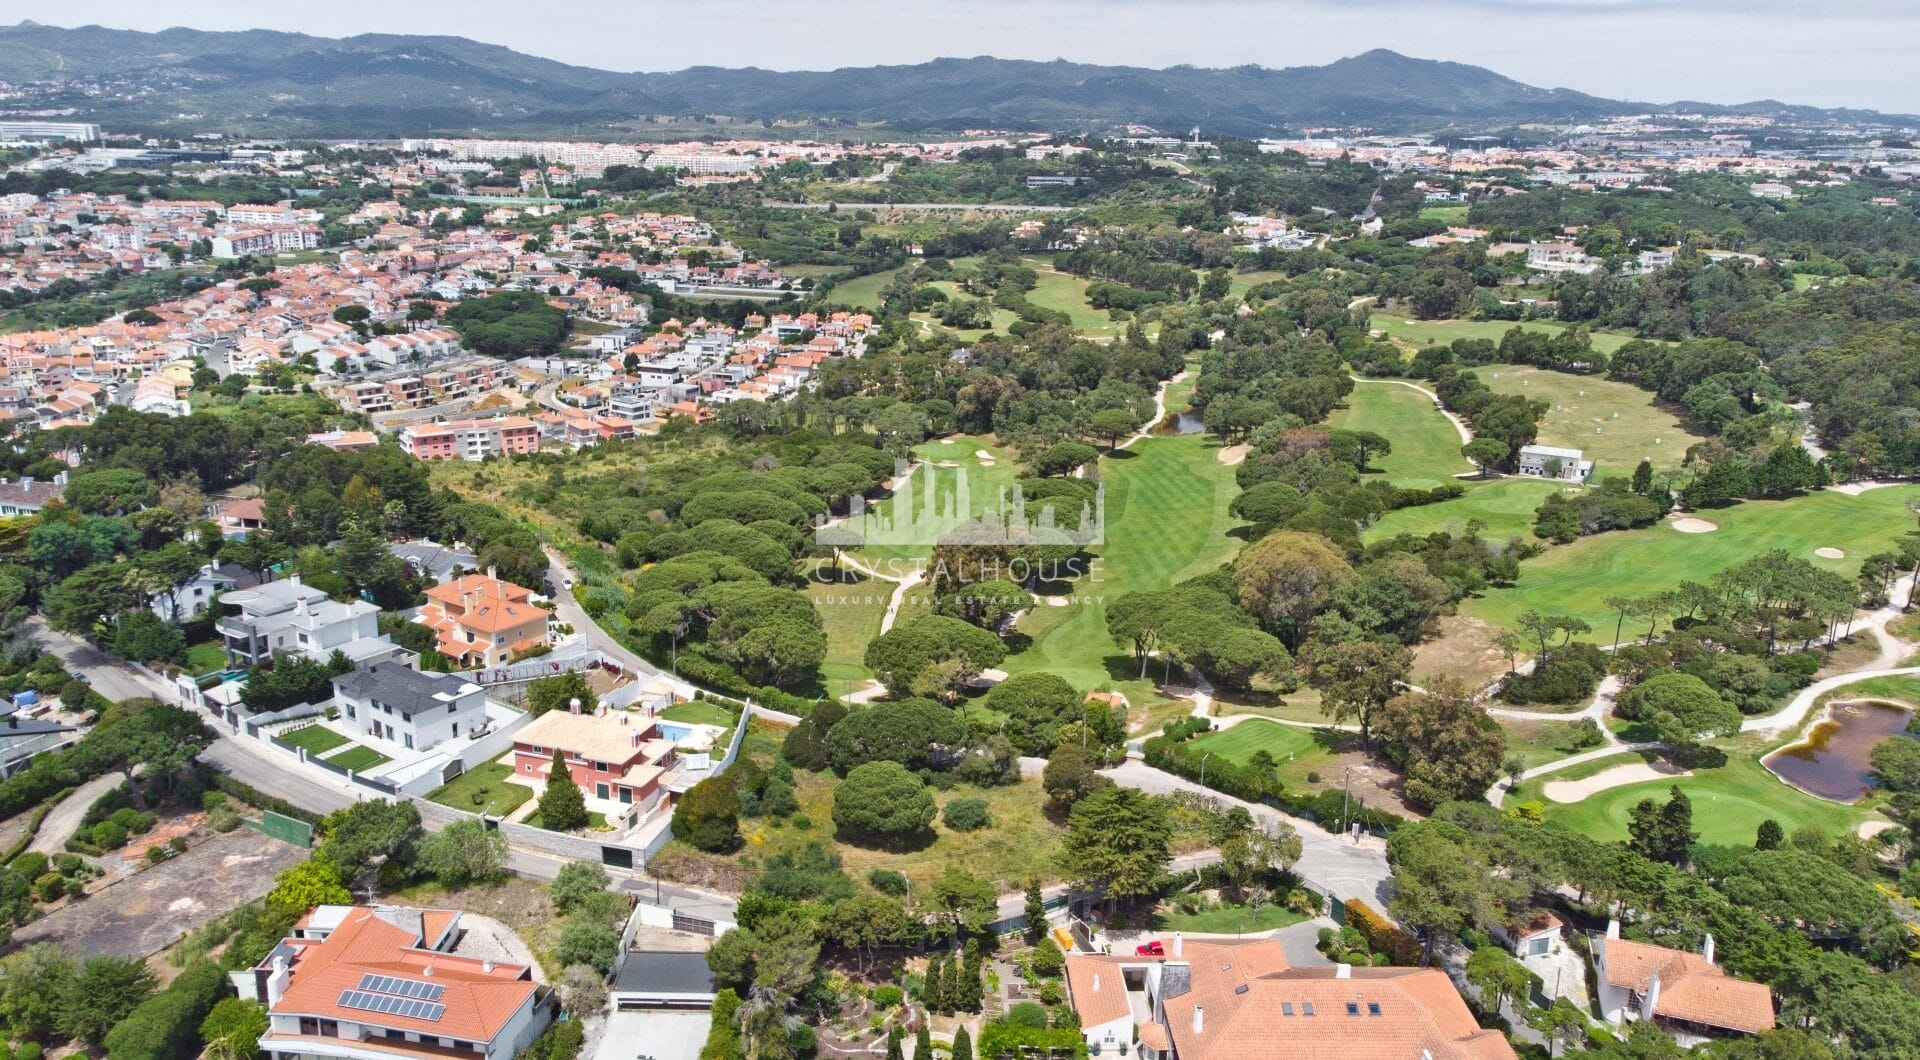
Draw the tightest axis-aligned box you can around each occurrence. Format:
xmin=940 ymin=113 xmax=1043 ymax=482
xmin=1764 ymin=700 xmax=1916 ymax=802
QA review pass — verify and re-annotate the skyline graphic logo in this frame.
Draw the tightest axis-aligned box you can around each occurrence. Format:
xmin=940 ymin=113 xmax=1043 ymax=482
xmin=812 ymin=458 xmax=1105 ymax=548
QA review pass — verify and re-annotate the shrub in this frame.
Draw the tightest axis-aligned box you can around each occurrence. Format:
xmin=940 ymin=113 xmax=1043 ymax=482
xmin=1343 ymin=899 xmax=1421 ymax=966
xmin=54 ymin=852 xmax=82 ymax=875
xmin=1006 ymin=1001 xmax=1051 ymax=1029
xmin=871 ymin=985 xmax=903 ymax=1008
xmin=11 ymin=851 xmax=48 ymax=880
xmin=92 ymin=820 xmax=130 ymax=849
xmin=867 ymin=869 xmax=909 ymax=896
xmin=35 ymin=871 xmax=64 ymax=902
xmin=941 ymin=797 xmax=990 ymax=832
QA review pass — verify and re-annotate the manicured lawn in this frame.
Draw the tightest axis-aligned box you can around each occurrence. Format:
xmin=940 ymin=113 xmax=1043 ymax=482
xmin=1330 ymin=381 xmax=1471 ymax=490
xmin=1368 ymin=314 xmax=1645 ymax=356
xmin=185 ymin=641 xmax=228 ymax=677
xmin=1153 ymin=900 xmax=1309 ymax=934
xmin=1819 ymin=674 xmax=1920 ymax=707
xmin=1362 ymin=477 xmax=1560 ymax=543
xmin=804 ymin=577 xmax=889 ymax=698
xmin=660 ymin=702 xmax=739 ymax=727
xmin=1186 ymin=719 xmax=1344 ymax=789
xmin=279 ymin=725 xmax=350 ymax=756
xmin=326 ymin=745 xmax=392 ymax=772
xmin=1002 ymin=432 xmax=1246 ymax=689
xmin=827 ymin=268 xmax=901 ymax=310
xmin=1532 ymin=754 xmax=1873 ymax=845
xmin=1228 ymin=270 xmax=1291 ymax=298
xmin=848 ymin=433 xmax=1028 ymax=568
xmin=1417 ymin=205 xmax=1471 ymax=225
xmin=1479 ymin=363 xmax=1703 ymax=473
xmin=1463 ymin=487 xmax=1920 ymax=640
xmin=428 ymin=763 xmax=534 ymax=817
xmin=1021 ymin=259 xmax=1124 ymax=339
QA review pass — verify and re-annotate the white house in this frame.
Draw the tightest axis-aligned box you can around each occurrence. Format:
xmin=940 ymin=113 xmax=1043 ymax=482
xmin=331 ymin=662 xmax=487 ymax=753
xmin=1592 ymin=922 xmax=1774 ymax=1046
xmin=1516 ymin=444 xmax=1595 ymax=483
xmin=216 ymin=575 xmax=404 ymax=668
xmin=153 ymin=562 xmax=258 ymax=623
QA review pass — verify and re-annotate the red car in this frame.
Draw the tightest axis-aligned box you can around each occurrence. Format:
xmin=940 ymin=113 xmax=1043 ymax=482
xmin=1135 ymin=940 xmax=1165 ymax=956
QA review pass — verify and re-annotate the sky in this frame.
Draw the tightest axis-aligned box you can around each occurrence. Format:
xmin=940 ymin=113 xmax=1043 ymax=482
xmin=13 ymin=0 xmax=1920 ymax=114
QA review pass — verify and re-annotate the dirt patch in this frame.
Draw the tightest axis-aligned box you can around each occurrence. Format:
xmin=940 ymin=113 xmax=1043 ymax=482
xmin=1412 ymin=615 xmax=1519 ymax=694
xmin=1543 ymin=759 xmax=1690 ymax=803
xmin=13 ymin=828 xmax=306 ymax=958
xmin=1217 ymin=444 xmax=1251 ymax=466
xmin=1670 ymin=517 xmax=1718 ymax=533
xmin=1326 ymin=750 xmax=1419 ymax=820
xmin=1815 ymin=547 xmax=1846 ymax=559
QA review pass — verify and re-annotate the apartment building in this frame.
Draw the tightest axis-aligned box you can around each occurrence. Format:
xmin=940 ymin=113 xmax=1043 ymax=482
xmin=400 ymin=417 xmax=541 ymax=462
xmin=236 ymin=904 xmax=550 ymax=1060
xmin=332 ymin=662 xmax=488 ymax=753
xmin=416 ymin=570 xmax=549 ymax=668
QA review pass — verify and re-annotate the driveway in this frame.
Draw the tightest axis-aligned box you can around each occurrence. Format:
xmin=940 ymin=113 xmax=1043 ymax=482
xmin=29 ymin=773 xmax=126 ymax=857
xmin=1102 ymin=759 xmax=1393 ymax=908
xmin=596 ymin=1011 xmax=710 ymax=1060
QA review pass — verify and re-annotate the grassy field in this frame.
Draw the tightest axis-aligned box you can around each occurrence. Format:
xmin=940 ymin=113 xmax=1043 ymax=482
xmin=1369 ymin=315 xmax=1643 ymax=357
xmin=1463 ymin=486 xmax=1920 ymax=638
xmin=1819 ymin=674 xmax=1920 ymax=707
xmin=847 ymin=434 xmax=1028 ymax=568
xmin=1479 ymin=364 xmax=1703 ymax=473
xmin=280 ymin=725 xmax=349 ymax=756
xmin=804 ymin=577 xmax=890 ymax=698
xmin=1362 ymin=477 xmax=1561 ymax=543
xmin=1418 ymin=205 xmax=1472 ymax=225
xmin=428 ymin=763 xmax=534 ymax=817
xmin=1529 ymin=753 xmax=1873 ymax=845
xmin=1330 ymin=381 xmax=1471 ymax=490
xmin=741 ymin=767 xmax=1065 ymax=891
xmin=827 ymin=268 xmax=901 ymax=310
xmin=1228 ymin=270 xmax=1292 ymax=299
xmin=1002 ymin=432 xmax=1246 ymax=689
xmin=1021 ymin=259 xmax=1125 ymax=339
xmin=1185 ymin=719 xmax=1344 ymax=790
xmin=327 ymin=746 xmax=392 ymax=772
xmin=660 ymin=702 xmax=738 ymax=727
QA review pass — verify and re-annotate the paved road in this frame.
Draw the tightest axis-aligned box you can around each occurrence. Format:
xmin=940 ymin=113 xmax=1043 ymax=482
xmin=543 ymin=549 xmax=693 ymax=696
xmin=1103 ymin=759 xmax=1394 ymax=908
xmin=25 ymin=618 xmax=160 ymax=703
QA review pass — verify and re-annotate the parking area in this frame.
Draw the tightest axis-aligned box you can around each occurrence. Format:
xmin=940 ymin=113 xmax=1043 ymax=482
xmin=12 ymin=827 xmax=306 ymax=958
xmin=596 ymin=1011 xmax=710 ymax=1060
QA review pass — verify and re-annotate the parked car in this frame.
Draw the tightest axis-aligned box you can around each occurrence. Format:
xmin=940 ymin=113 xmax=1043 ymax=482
xmin=1135 ymin=940 xmax=1165 ymax=956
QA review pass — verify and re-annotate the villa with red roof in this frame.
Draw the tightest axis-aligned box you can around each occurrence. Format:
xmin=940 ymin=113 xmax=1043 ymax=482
xmin=1593 ymin=924 xmax=1774 ymax=1045
xmin=416 ymin=570 xmax=550 ymax=668
xmin=1066 ymin=935 xmax=1515 ymax=1060
xmin=233 ymin=904 xmax=551 ymax=1060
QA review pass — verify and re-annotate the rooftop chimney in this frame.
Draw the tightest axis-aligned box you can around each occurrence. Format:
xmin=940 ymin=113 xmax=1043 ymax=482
xmin=1336 ymin=962 xmax=1352 ymax=980
xmin=1605 ymin=918 xmax=1621 ymax=940
xmin=569 ymin=697 xmax=582 ymax=715
xmin=1703 ymin=934 xmax=1715 ymax=966
xmin=631 ymin=732 xmax=640 ymax=748
xmin=1192 ymin=1005 xmax=1204 ymax=1035
xmin=1173 ymin=932 xmax=1183 ymax=957
xmin=266 ymin=956 xmax=292 ymax=1006
xmin=482 ymin=960 xmax=494 ymax=974
xmin=487 ymin=565 xmax=498 ymax=581
xmin=1092 ymin=973 xmax=1100 ymax=993
xmin=1642 ymin=973 xmax=1662 ymax=1022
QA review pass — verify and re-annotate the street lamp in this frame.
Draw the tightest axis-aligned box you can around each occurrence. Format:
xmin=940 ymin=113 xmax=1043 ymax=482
xmin=1340 ymin=766 xmax=1353 ymax=836
xmin=1199 ymin=751 xmax=1213 ymax=786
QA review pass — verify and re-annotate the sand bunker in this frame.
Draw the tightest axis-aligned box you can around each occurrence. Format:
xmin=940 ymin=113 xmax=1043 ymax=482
xmin=1859 ymin=820 xmax=1895 ymax=840
xmin=1670 ymin=517 xmax=1718 ymax=534
xmin=933 ymin=460 xmax=960 ymax=469
xmin=1815 ymin=547 xmax=1846 ymax=559
xmin=1218 ymin=444 xmax=1251 ymax=466
xmin=1045 ymin=595 xmax=1068 ymax=607
xmin=974 ymin=449 xmax=994 ymax=460
xmin=1543 ymin=760 xmax=1691 ymax=803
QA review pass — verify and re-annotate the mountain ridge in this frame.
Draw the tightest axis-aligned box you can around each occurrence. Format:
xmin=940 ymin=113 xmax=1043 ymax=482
xmin=0 ymin=22 xmax=1900 ymax=138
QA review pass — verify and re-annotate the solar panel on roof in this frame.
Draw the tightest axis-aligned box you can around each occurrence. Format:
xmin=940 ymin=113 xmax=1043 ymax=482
xmin=338 ymin=989 xmax=446 ymax=1023
xmin=358 ymin=973 xmax=445 ymax=1001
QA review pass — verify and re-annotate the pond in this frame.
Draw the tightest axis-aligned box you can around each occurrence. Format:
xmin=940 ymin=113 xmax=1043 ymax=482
xmin=1763 ymin=700 xmax=1916 ymax=802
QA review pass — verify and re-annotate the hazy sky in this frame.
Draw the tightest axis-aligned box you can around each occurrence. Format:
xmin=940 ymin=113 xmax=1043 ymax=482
xmin=15 ymin=0 xmax=1920 ymax=114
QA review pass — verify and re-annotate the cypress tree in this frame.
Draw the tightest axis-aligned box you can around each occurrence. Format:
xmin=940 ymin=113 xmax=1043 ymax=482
xmin=952 ymin=1027 xmax=973 ymax=1060
xmin=915 ymin=1022 xmax=931 ymax=1060
xmin=886 ymin=1026 xmax=903 ymax=1060
xmin=1023 ymin=880 xmax=1047 ymax=944
xmin=925 ymin=954 xmax=949 ymax=1014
